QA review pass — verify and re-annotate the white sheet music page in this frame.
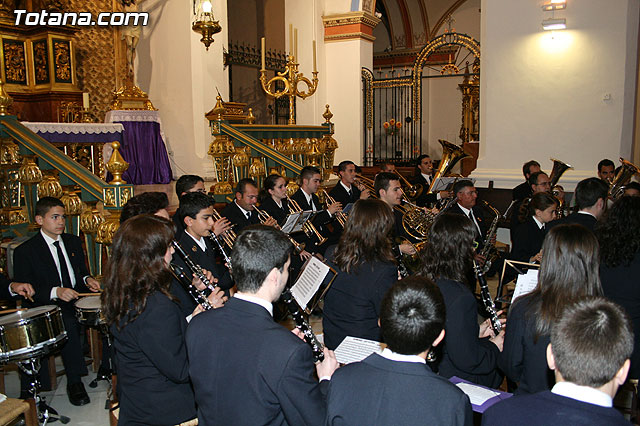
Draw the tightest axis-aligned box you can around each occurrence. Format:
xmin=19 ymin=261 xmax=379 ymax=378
xmin=334 ymin=336 xmax=383 ymax=364
xmin=511 ymin=269 xmax=539 ymax=302
xmin=281 ymin=211 xmax=302 ymax=234
xmin=290 ymin=256 xmax=329 ymax=310
xmin=455 ymin=383 xmax=500 ymax=405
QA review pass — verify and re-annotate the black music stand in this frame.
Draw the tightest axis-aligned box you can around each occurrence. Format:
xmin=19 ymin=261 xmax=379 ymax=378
xmin=18 ymin=357 xmax=70 ymax=424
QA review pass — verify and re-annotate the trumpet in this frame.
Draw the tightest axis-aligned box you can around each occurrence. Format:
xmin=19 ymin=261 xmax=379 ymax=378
xmin=211 ymin=208 xmax=237 ymax=250
xmin=287 ymin=196 xmax=328 ymax=246
xmin=253 ymin=205 xmax=306 ymax=254
xmin=318 ymin=188 xmax=347 ymax=228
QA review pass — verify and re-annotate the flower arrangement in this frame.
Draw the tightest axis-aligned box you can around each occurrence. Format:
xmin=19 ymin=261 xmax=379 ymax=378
xmin=383 ymin=118 xmax=402 ymax=136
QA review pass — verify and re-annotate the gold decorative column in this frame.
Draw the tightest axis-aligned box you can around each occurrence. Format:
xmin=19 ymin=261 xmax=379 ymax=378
xmin=106 ymin=142 xmax=129 ymax=185
xmin=321 ymin=105 xmax=338 ymax=180
xmin=18 ymin=155 xmax=42 ymax=224
xmin=0 ymin=138 xmax=26 ymax=229
xmin=207 ymin=134 xmax=235 ymax=196
xmin=37 ymin=170 xmax=63 ymax=199
xmin=80 ymin=201 xmax=105 ymax=276
xmin=248 ymin=157 xmax=266 ymax=187
xmin=60 ymin=185 xmax=83 ymax=236
xmin=458 ymin=60 xmax=480 ymax=144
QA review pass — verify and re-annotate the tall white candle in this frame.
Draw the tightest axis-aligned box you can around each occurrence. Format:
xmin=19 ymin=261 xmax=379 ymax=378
xmin=289 ymin=24 xmax=293 ymax=57
xmin=82 ymin=92 xmax=89 ymax=109
xmin=294 ymin=28 xmax=298 ymax=60
xmin=261 ymin=37 xmax=266 ymax=71
xmin=312 ymin=40 xmax=317 ymax=73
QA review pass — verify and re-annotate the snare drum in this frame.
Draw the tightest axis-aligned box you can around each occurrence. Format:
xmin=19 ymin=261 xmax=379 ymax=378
xmin=75 ymin=296 xmax=105 ymax=327
xmin=0 ymin=305 xmax=67 ymax=363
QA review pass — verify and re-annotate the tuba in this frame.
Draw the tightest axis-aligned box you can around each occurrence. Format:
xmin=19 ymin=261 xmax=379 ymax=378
xmin=548 ymin=158 xmax=573 ymax=188
xmin=426 ymin=140 xmax=472 ymax=195
xmin=609 ymin=158 xmax=640 ymax=199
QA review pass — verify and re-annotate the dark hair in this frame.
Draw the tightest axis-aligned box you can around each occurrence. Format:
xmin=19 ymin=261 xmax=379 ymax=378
xmin=260 ymin=174 xmax=286 ymax=203
xmin=380 ymin=276 xmax=445 ymax=355
xmin=337 ymin=160 xmax=355 ymax=173
xmin=35 ymin=196 xmax=64 ymax=217
xmin=419 ymin=213 xmax=475 ymax=287
xmin=597 ymin=196 xmax=640 ymax=267
xmin=521 ymin=224 xmax=602 ymax=340
xmin=300 ymin=166 xmax=321 ymax=182
xmin=415 ymin=154 xmax=430 ymax=167
xmin=378 ymin=161 xmax=395 ymax=172
xmin=624 ymin=181 xmax=640 ymax=193
xmin=120 ymin=192 xmax=169 ymax=223
xmin=374 ymin=172 xmax=399 ymax=196
xmin=231 ymin=225 xmax=293 ymax=293
xmin=333 ymin=199 xmax=396 ymax=273
xmin=235 ymin=178 xmax=258 ymax=195
xmin=528 ymin=191 xmax=557 ymax=216
xmin=102 ymin=215 xmax=176 ymax=329
xmin=598 ymin=158 xmax=615 ymax=172
xmin=452 ymin=179 xmax=474 ymax=195
xmin=551 ymin=297 xmax=632 ymax=388
xmin=574 ymin=177 xmax=608 ymax=210
xmin=527 ymin=171 xmax=548 ymax=188
xmin=175 ymin=174 xmax=203 ymax=196
xmin=522 ymin=160 xmax=541 ymax=178
xmin=178 ymin=192 xmax=213 ymax=225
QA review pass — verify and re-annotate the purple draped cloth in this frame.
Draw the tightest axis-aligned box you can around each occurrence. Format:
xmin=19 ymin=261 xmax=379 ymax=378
xmin=115 ymin=120 xmax=172 ymax=185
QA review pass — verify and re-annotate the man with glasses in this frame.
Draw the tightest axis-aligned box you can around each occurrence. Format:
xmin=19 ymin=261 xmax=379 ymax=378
xmin=510 ymin=171 xmax=551 ymax=228
xmin=449 ymin=180 xmax=487 ymax=251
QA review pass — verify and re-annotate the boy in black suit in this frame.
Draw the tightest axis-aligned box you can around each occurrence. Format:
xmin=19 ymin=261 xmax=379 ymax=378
xmin=483 ymin=297 xmax=633 ymax=426
xmin=186 ymin=225 xmax=338 ymax=426
xmin=326 ymin=276 xmax=473 ymax=425
xmin=328 ymin=160 xmax=368 ymax=207
xmin=0 ymin=274 xmax=34 ymax=300
xmin=13 ymin=197 xmax=100 ymax=406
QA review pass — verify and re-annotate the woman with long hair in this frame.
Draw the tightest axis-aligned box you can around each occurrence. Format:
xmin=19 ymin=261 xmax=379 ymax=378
xmin=322 ymin=198 xmax=398 ymax=349
xmin=259 ymin=174 xmax=290 ymax=226
xmin=598 ymin=195 xmax=640 ymax=379
xmin=511 ymin=192 xmax=558 ymax=263
xmin=102 ymin=215 xmax=210 ymax=425
xmin=419 ymin=213 xmax=504 ymax=388
xmin=501 ymin=224 xmax=602 ymax=394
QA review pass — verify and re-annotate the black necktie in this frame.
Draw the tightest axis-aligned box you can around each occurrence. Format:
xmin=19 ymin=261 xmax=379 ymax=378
xmin=53 ymin=240 xmax=72 ymax=288
xmin=246 ymin=211 xmax=251 ymax=220
xmin=347 ymin=188 xmax=352 ymax=199
xmin=468 ymin=211 xmax=481 ymax=239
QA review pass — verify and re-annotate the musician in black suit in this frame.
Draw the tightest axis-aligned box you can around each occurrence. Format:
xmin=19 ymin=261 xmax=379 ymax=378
xmin=326 ymin=276 xmax=472 ymax=426
xmin=419 ymin=213 xmax=504 ymax=388
xmin=13 ymin=197 xmax=101 ymax=406
xmin=500 ymin=225 xmax=602 ymax=395
xmin=186 ymin=225 xmax=339 ymax=426
xmin=328 ymin=160 xmax=368 ymax=207
xmin=510 ymin=171 xmax=551 ymax=228
xmin=172 ymin=174 xmax=206 ymax=234
xmin=548 ymin=177 xmax=608 ymax=232
xmin=0 ymin=273 xmax=34 ymax=301
xmin=412 ymin=154 xmax=451 ymax=207
xmin=449 ymin=180 xmax=488 ymax=251
xmin=375 ymin=172 xmax=417 ymax=254
xmin=484 ymin=297 xmax=632 ymax=426
xmin=599 ymin=196 xmax=640 ymax=379
xmin=221 ymin=178 xmax=273 ymax=235
xmin=290 ymin=166 xmax=341 ymax=254
xmin=512 ymin=160 xmax=541 ymax=201
xmin=103 ymin=215 xmax=216 ymax=425
xmin=510 ymin=192 xmax=558 ymax=263
xmin=322 ymin=199 xmax=398 ymax=349
xmin=597 ymin=158 xmax=616 ymax=182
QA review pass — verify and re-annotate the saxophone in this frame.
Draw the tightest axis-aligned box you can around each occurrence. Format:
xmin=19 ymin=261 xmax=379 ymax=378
xmin=479 ymin=200 xmax=500 ymax=274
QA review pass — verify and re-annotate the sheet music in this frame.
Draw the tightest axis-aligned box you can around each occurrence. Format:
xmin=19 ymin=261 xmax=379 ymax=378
xmin=455 ymin=383 xmax=500 ymax=405
xmin=334 ymin=336 xmax=383 ymax=364
xmin=0 ymin=393 xmax=6 ymax=404
xmin=281 ymin=211 xmax=302 ymax=234
xmin=512 ymin=269 xmax=539 ymax=302
xmin=290 ymin=256 xmax=330 ymax=310
xmin=433 ymin=176 xmax=475 ymax=192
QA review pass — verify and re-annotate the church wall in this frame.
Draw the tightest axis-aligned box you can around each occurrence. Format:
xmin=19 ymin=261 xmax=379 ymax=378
xmin=474 ymin=0 xmax=639 ymax=190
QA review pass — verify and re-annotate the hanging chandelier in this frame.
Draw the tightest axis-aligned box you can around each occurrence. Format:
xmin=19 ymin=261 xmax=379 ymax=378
xmin=192 ymin=0 xmax=222 ymax=50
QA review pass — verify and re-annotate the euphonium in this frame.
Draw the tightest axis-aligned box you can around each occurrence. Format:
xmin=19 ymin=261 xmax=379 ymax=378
xmin=548 ymin=158 xmax=573 ymax=188
xmin=253 ymin=205 xmax=306 ymax=254
xmin=610 ymin=158 xmax=640 ymax=199
xmin=426 ymin=140 xmax=471 ymax=195
xmin=286 ymin=196 xmax=328 ymax=246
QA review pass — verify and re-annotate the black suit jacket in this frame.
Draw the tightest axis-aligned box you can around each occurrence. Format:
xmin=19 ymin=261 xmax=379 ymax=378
xmin=411 ymin=174 xmax=438 ymax=207
xmin=220 ymin=201 xmax=259 ymax=234
xmin=601 ymin=251 xmax=640 ymax=379
xmin=482 ymin=391 xmax=630 ymax=426
xmin=110 ymin=291 xmax=196 ymax=425
xmin=548 ymin=212 xmax=597 ymax=232
xmin=327 ymin=182 xmax=360 ymax=208
xmin=290 ymin=189 xmax=334 ymax=252
xmin=499 ymin=294 xmax=553 ymax=394
xmin=13 ymin=232 xmax=90 ymax=307
xmin=436 ymin=278 xmax=502 ymax=388
xmin=449 ymin=203 xmax=487 ymax=249
xmin=326 ymin=353 xmax=472 ymax=426
xmin=322 ymin=245 xmax=398 ymax=349
xmin=512 ymin=181 xmax=531 ymax=201
xmin=0 ymin=273 xmax=12 ymax=300
xmin=259 ymin=196 xmax=290 ymax=227
xmin=186 ymin=297 xmax=328 ymax=426
xmin=510 ymin=217 xmax=546 ymax=263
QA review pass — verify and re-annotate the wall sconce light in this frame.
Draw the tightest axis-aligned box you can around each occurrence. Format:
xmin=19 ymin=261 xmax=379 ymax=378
xmin=542 ymin=0 xmax=566 ymax=12
xmin=192 ymin=0 xmax=222 ymax=50
xmin=542 ymin=18 xmax=567 ymax=31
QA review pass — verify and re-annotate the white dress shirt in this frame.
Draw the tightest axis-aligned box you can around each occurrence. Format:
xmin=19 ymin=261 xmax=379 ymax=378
xmin=379 ymin=347 xmax=426 ymax=364
xmin=41 ymin=230 xmax=77 ymax=300
xmin=235 ymin=200 xmax=252 ymax=220
xmin=551 ymin=381 xmax=613 ymax=407
xmin=457 ymin=204 xmax=482 ymax=236
xmin=185 ymin=231 xmax=207 ymax=252
xmin=234 ymin=292 xmax=274 ymax=316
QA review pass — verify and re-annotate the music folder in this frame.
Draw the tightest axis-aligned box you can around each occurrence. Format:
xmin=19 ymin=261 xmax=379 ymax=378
xmin=282 ymin=210 xmax=317 ymax=234
xmin=290 ymin=255 xmax=337 ymax=315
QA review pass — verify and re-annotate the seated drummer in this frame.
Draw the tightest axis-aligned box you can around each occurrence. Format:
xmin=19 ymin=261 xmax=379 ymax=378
xmin=374 ymin=172 xmax=417 ymax=257
xmin=13 ymin=197 xmax=101 ymax=406
xmin=1 ymin=274 xmax=34 ymax=301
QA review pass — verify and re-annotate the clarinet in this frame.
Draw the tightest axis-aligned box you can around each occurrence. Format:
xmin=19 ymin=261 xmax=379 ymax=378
xmin=393 ymin=244 xmax=410 ymax=278
xmin=208 ymin=231 xmax=232 ymax=273
xmin=473 ymin=259 xmax=502 ymax=334
xmin=281 ymin=290 xmax=325 ymax=362
xmin=171 ymin=241 xmax=217 ymax=310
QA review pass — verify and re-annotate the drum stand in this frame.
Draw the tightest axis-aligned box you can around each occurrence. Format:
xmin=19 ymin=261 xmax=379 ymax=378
xmin=19 ymin=358 xmax=70 ymax=425
xmin=88 ymin=325 xmax=113 ymax=393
